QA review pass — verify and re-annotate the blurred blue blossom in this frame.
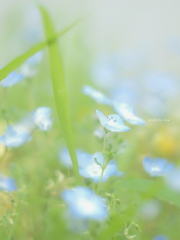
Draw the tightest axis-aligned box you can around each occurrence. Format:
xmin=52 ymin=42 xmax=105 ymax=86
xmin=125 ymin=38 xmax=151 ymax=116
xmin=152 ymin=235 xmax=169 ymax=240
xmin=32 ymin=106 xmax=53 ymax=131
xmin=143 ymin=157 xmax=174 ymax=177
xmin=0 ymin=174 xmax=17 ymax=192
xmin=139 ymin=199 xmax=161 ymax=221
xmin=0 ymin=71 xmax=24 ymax=88
xmin=0 ymin=125 xmax=32 ymax=148
xmin=61 ymin=186 xmax=108 ymax=221
xmin=79 ymin=152 xmax=123 ymax=183
xmin=19 ymin=52 xmax=42 ymax=78
xmin=144 ymin=71 xmax=178 ymax=98
xmin=0 ymin=115 xmax=35 ymax=148
xmin=96 ymin=109 xmax=130 ymax=132
xmin=166 ymin=167 xmax=180 ymax=192
xmin=82 ymin=85 xmax=112 ymax=105
xmin=114 ymin=102 xmax=145 ymax=125
xmin=58 ymin=148 xmax=91 ymax=168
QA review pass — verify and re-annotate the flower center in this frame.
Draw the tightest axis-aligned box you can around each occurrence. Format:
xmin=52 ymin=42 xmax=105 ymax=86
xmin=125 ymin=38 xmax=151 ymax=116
xmin=86 ymin=162 xmax=103 ymax=177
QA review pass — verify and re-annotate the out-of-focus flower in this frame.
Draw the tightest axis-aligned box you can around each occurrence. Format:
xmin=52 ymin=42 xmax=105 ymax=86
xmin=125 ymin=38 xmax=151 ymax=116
xmin=61 ymin=186 xmax=108 ymax=221
xmin=32 ymin=106 xmax=53 ymax=131
xmin=58 ymin=148 xmax=91 ymax=168
xmin=82 ymin=85 xmax=112 ymax=105
xmin=79 ymin=152 xmax=123 ymax=183
xmin=96 ymin=110 xmax=130 ymax=132
xmin=139 ymin=199 xmax=161 ymax=221
xmin=0 ymin=125 xmax=32 ymax=148
xmin=19 ymin=52 xmax=42 ymax=78
xmin=143 ymin=157 xmax=174 ymax=177
xmin=166 ymin=167 xmax=180 ymax=192
xmin=152 ymin=235 xmax=169 ymax=240
xmin=0 ymin=174 xmax=17 ymax=192
xmin=144 ymin=71 xmax=177 ymax=98
xmin=114 ymin=102 xmax=145 ymax=125
xmin=0 ymin=71 xmax=24 ymax=88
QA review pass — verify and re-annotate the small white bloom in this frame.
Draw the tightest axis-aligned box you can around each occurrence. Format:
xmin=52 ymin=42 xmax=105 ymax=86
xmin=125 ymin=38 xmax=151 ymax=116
xmin=96 ymin=109 xmax=130 ymax=132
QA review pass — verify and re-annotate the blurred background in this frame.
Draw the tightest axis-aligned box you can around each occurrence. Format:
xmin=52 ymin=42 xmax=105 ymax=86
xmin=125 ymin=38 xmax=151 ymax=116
xmin=0 ymin=1 xmax=180 ymax=239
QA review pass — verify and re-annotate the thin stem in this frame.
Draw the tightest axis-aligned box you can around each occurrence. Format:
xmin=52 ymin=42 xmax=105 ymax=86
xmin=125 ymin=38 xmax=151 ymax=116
xmin=96 ymin=130 xmax=108 ymax=194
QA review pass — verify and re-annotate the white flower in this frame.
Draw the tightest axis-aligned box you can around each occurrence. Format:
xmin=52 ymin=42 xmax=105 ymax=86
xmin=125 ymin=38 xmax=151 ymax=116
xmin=96 ymin=109 xmax=130 ymax=132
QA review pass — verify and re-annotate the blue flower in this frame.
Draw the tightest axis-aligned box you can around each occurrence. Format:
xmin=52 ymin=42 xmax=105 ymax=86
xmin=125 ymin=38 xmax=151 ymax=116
xmin=113 ymin=102 xmax=145 ymax=125
xmin=139 ymin=199 xmax=161 ymax=221
xmin=61 ymin=186 xmax=108 ymax=221
xmin=152 ymin=235 xmax=169 ymax=240
xmin=19 ymin=52 xmax=42 ymax=78
xmin=96 ymin=109 xmax=130 ymax=132
xmin=0 ymin=71 xmax=24 ymax=88
xmin=143 ymin=157 xmax=174 ymax=177
xmin=166 ymin=167 xmax=180 ymax=192
xmin=0 ymin=174 xmax=17 ymax=192
xmin=0 ymin=125 xmax=32 ymax=148
xmin=82 ymin=85 xmax=112 ymax=105
xmin=32 ymin=106 xmax=53 ymax=131
xmin=58 ymin=148 xmax=91 ymax=168
xmin=79 ymin=152 xmax=123 ymax=183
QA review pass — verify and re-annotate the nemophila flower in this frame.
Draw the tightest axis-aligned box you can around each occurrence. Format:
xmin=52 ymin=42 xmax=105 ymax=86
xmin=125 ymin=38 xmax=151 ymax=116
xmin=96 ymin=109 xmax=130 ymax=132
xmin=0 ymin=71 xmax=24 ymax=88
xmin=113 ymin=102 xmax=145 ymax=125
xmin=144 ymin=71 xmax=177 ymax=98
xmin=143 ymin=157 xmax=174 ymax=177
xmin=152 ymin=235 xmax=169 ymax=240
xmin=19 ymin=52 xmax=42 ymax=78
xmin=139 ymin=199 xmax=161 ymax=221
xmin=166 ymin=167 xmax=180 ymax=192
xmin=0 ymin=174 xmax=17 ymax=192
xmin=32 ymin=106 xmax=53 ymax=131
xmin=82 ymin=85 xmax=112 ymax=105
xmin=58 ymin=148 xmax=91 ymax=168
xmin=61 ymin=186 xmax=108 ymax=221
xmin=79 ymin=152 xmax=123 ymax=183
xmin=0 ymin=115 xmax=35 ymax=148
xmin=0 ymin=125 xmax=32 ymax=148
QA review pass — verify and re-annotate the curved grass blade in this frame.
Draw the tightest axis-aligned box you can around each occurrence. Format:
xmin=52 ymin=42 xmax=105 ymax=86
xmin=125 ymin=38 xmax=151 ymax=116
xmin=38 ymin=5 xmax=81 ymax=183
xmin=0 ymin=17 xmax=83 ymax=81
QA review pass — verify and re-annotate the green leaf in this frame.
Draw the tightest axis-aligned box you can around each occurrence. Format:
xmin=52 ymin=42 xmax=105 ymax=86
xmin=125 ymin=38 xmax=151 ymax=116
xmin=38 ymin=5 xmax=81 ymax=183
xmin=0 ymin=17 xmax=83 ymax=81
xmin=115 ymin=178 xmax=180 ymax=208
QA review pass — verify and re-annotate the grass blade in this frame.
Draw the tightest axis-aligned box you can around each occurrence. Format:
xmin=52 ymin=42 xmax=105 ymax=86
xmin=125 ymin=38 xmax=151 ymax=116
xmin=38 ymin=5 xmax=81 ymax=183
xmin=0 ymin=17 xmax=83 ymax=81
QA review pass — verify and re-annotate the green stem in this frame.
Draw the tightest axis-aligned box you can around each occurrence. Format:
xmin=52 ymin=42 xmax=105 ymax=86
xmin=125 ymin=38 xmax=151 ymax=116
xmin=97 ymin=130 xmax=108 ymax=194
